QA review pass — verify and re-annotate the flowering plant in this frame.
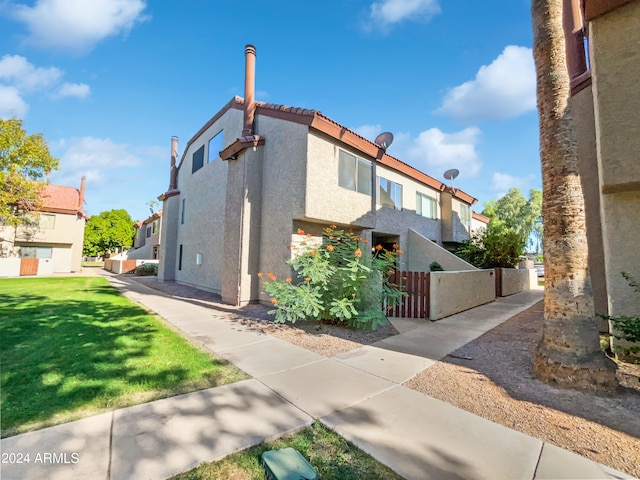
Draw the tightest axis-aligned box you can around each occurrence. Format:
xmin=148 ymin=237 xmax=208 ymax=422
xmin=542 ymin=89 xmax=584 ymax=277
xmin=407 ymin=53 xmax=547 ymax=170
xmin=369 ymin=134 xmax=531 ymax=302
xmin=260 ymin=226 xmax=405 ymax=330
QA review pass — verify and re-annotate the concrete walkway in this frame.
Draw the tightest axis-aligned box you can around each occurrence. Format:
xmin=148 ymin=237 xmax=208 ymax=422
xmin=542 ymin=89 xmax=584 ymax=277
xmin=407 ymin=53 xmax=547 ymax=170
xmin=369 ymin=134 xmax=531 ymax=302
xmin=1 ymin=276 xmax=633 ymax=480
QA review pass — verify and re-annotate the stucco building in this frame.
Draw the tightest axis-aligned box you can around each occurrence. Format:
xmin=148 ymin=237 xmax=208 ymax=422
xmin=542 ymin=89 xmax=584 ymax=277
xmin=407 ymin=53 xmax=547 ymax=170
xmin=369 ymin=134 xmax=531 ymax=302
xmin=158 ymin=46 xmax=486 ymax=305
xmin=0 ymin=177 xmax=87 ymax=276
xmin=564 ymin=0 xmax=640 ymax=328
xmin=129 ymin=211 xmax=162 ymax=260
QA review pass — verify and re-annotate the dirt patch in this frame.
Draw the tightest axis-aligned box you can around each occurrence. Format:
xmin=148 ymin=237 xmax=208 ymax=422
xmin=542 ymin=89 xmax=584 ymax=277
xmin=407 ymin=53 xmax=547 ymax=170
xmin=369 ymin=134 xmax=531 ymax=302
xmin=128 ymin=276 xmax=398 ymax=357
xmin=405 ymin=301 xmax=640 ymax=478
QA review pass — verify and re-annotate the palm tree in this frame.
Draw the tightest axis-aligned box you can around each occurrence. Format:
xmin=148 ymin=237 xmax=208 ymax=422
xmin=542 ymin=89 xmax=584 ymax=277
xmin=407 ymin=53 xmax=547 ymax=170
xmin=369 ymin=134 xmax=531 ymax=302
xmin=531 ymin=0 xmax=616 ymax=392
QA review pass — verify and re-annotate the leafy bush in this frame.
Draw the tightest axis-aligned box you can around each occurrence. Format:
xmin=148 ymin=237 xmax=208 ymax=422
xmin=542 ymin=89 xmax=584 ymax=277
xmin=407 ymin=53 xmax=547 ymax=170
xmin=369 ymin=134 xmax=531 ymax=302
xmin=429 ymin=261 xmax=444 ymax=271
xmin=135 ymin=262 xmax=158 ymax=276
xmin=260 ymin=226 xmax=406 ymax=330
xmin=600 ymin=272 xmax=640 ymax=356
xmin=455 ymin=225 xmax=524 ymax=269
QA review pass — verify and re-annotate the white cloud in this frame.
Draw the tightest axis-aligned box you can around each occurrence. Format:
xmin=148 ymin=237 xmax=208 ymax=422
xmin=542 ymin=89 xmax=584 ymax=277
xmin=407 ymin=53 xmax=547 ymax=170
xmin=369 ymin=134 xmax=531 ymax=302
xmin=54 ymin=82 xmax=91 ymax=99
xmin=0 ymin=85 xmax=29 ymax=118
xmin=352 ymin=124 xmax=383 ymax=141
xmin=9 ymin=0 xmax=149 ymax=54
xmin=490 ymin=172 xmax=537 ymax=196
xmin=435 ymin=45 xmax=536 ymax=123
xmin=0 ymin=54 xmax=62 ymax=92
xmin=393 ymin=127 xmax=482 ymax=178
xmin=51 ymin=136 xmax=142 ymax=184
xmin=0 ymin=55 xmax=90 ymax=117
xmin=364 ymin=0 xmax=440 ymax=31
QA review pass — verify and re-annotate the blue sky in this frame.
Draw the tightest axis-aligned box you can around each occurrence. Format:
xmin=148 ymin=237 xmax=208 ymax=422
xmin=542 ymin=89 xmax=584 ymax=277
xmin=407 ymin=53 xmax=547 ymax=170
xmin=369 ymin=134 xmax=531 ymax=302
xmin=0 ymin=0 xmax=540 ymax=222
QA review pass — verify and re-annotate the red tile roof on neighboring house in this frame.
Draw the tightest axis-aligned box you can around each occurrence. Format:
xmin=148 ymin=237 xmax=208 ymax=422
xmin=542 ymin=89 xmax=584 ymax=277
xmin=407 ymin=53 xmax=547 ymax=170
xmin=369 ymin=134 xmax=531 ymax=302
xmin=472 ymin=211 xmax=491 ymax=224
xmin=135 ymin=211 xmax=162 ymax=228
xmin=40 ymin=184 xmax=81 ymax=216
xmin=178 ymin=96 xmax=478 ymax=205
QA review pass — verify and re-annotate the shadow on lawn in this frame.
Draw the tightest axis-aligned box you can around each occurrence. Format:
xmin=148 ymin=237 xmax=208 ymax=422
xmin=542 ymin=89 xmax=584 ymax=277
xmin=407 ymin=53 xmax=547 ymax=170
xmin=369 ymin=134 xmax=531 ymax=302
xmin=0 ymin=292 xmax=225 ymax=436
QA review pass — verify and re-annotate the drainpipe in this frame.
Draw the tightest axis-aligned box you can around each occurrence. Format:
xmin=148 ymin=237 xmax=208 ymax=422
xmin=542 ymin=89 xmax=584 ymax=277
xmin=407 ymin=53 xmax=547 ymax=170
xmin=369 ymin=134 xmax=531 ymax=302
xmin=242 ymin=44 xmax=256 ymax=137
xmin=169 ymin=136 xmax=178 ymax=190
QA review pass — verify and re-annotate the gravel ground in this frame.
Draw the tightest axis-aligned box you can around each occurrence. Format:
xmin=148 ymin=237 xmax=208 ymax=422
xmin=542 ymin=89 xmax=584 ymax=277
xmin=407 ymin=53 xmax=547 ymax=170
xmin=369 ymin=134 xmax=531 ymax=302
xmin=129 ymin=275 xmax=640 ymax=477
xmin=405 ymin=301 xmax=640 ymax=478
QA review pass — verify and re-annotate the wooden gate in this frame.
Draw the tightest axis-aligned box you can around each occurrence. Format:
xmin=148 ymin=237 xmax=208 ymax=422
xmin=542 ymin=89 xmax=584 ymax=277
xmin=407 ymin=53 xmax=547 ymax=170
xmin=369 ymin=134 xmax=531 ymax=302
xmin=20 ymin=258 xmax=39 ymax=276
xmin=387 ymin=271 xmax=430 ymax=319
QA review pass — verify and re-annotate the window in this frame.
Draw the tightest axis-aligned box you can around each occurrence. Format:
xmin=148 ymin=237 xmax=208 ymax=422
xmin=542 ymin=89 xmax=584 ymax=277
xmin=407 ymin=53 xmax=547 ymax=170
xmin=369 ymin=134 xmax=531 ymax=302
xmin=416 ymin=193 xmax=437 ymax=219
xmin=208 ymin=131 xmax=223 ymax=163
xmin=181 ymin=199 xmax=185 ymax=225
xmin=192 ymin=145 xmax=205 ymax=173
xmin=459 ymin=204 xmax=471 ymax=226
xmin=338 ymin=150 xmax=372 ymax=195
xmin=146 ymin=226 xmax=152 ymax=238
xmin=178 ymin=244 xmax=183 ymax=270
xmin=19 ymin=246 xmax=52 ymax=259
xmin=152 ymin=220 xmax=158 ymax=234
xmin=40 ymin=214 xmax=56 ymax=229
xmin=378 ymin=177 xmax=402 ymax=210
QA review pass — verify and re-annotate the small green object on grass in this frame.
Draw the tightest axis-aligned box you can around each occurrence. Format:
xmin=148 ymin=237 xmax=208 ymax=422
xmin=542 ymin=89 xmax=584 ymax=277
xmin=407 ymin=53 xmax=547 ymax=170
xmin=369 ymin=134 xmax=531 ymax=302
xmin=261 ymin=448 xmax=318 ymax=480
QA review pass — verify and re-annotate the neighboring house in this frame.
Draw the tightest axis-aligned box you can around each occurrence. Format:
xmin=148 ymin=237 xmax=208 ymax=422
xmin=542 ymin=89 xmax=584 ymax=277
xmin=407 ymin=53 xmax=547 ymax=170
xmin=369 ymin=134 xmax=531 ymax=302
xmin=471 ymin=212 xmax=490 ymax=233
xmin=158 ymin=45 xmax=487 ymax=305
xmin=128 ymin=211 xmax=162 ymax=260
xmin=0 ymin=177 xmax=87 ymax=276
xmin=564 ymin=0 xmax=639 ymax=329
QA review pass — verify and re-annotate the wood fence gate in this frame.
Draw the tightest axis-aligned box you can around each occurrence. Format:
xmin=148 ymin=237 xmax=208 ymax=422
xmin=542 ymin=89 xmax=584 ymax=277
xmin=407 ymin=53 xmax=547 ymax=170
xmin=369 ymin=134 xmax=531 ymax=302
xmin=19 ymin=258 xmax=39 ymax=276
xmin=387 ymin=271 xmax=430 ymax=319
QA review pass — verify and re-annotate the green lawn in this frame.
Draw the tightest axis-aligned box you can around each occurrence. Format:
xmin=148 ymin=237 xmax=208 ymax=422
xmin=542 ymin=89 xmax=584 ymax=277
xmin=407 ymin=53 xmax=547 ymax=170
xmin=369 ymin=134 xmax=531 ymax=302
xmin=170 ymin=422 xmax=403 ymax=480
xmin=0 ymin=277 xmax=248 ymax=437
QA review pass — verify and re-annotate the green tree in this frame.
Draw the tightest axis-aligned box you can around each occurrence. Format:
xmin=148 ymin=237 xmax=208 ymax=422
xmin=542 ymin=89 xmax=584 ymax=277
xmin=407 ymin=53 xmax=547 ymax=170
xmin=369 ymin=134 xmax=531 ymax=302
xmin=482 ymin=187 xmax=542 ymax=250
xmin=455 ymin=224 xmax=524 ymax=269
xmin=83 ymin=209 xmax=135 ymax=257
xmin=0 ymin=118 xmax=59 ymax=228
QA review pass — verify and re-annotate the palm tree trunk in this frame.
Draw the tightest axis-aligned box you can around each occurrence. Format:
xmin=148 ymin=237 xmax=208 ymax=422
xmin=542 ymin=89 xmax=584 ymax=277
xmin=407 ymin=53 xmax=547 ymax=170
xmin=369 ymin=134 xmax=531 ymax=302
xmin=531 ymin=0 xmax=616 ymax=392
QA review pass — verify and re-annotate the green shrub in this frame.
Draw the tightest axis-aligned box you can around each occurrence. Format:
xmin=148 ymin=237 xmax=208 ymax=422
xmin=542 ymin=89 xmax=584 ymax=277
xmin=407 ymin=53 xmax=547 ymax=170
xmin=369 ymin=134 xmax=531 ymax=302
xmin=599 ymin=272 xmax=640 ymax=357
xmin=135 ymin=262 xmax=158 ymax=276
xmin=429 ymin=261 xmax=444 ymax=272
xmin=455 ymin=225 xmax=524 ymax=269
xmin=260 ymin=226 xmax=406 ymax=330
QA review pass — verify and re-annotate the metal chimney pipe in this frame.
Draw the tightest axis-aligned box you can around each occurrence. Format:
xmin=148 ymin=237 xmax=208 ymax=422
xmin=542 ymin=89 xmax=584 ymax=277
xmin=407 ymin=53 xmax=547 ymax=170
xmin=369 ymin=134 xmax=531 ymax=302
xmin=78 ymin=176 xmax=86 ymax=210
xmin=242 ymin=44 xmax=256 ymax=137
xmin=169 ymin=136 xmax=178 ymax=190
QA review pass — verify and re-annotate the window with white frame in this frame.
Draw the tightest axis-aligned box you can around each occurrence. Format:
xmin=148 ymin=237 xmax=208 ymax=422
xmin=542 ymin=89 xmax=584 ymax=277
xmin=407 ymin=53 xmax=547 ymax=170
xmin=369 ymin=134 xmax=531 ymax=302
xmin=338 ymin=150 xmax=372 ymax=195
xmin=459 ymin=204 xmax=471 ymax=226
xmin=378 ymin=177 xmax=402 ymax=210
xmin=416 ymin=192 xmax=437 ymax=219
xmin=208 ymin=130 xmax=223 ymax=163
xmin=152 ymin=220 xmax=158 ymax=234
xmin=19 ymin=246 xmax=52 ymax=259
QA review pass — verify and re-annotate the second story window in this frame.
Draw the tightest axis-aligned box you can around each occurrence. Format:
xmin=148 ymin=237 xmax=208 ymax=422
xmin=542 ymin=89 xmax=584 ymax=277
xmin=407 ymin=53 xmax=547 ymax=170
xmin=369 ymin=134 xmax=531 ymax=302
xmin=208 ymin=131 xmax=223 ymax=163
xmin=192 ymin=145 xmax=205 ymax=173
xmin=152 ymin=220 xmax=158 ymax=234
xmin=459 ymin=204 xmax=471 ymax=226
xmin=338 ymin=150 xmax=372 ymax=195
xmin=379 ymin=177 xmax=402 ymax=210
xmin=146 ymin=226 xmax=152 ymax=238
xmin=416 ymin=193 xmax=437 ymax=219
xmin=181 ymin=199 xmax=185 ymax=225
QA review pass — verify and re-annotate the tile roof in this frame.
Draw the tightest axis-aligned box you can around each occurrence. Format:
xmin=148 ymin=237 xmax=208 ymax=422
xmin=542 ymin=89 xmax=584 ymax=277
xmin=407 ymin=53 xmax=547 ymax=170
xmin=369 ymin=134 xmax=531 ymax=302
xmin=178 ymin=96 xmax=478 ymax=205
xmin=40 ymin=184 xmax=80 ymax=215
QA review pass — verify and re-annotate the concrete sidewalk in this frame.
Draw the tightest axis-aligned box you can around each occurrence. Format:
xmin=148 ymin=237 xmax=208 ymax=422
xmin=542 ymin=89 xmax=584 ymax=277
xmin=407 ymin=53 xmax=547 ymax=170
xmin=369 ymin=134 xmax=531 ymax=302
xmin=1 ymin=276 xmax=633 ymax=480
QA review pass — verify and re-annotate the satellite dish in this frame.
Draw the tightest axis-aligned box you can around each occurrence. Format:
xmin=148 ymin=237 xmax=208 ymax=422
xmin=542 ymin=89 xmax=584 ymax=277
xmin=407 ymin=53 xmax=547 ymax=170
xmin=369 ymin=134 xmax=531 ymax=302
xmin=443 ymin=168 xmax=459 ymax=181
xmin=374 ymin=132 xmax=394 ymax=150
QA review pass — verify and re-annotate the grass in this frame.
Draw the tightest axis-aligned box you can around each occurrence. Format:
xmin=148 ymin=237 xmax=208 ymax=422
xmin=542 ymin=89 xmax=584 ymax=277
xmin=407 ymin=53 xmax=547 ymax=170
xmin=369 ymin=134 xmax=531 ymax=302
xmin=170 ymin=422 xmax=404 ymax=480
xmin=81 ymin=261 xmax=104 ymax=267
xmin=0 ymin=277 xmax=248 ymax=437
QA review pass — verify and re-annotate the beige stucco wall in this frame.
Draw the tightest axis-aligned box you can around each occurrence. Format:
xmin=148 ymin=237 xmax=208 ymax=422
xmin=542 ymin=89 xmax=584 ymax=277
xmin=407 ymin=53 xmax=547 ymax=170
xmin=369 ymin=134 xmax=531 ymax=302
xmin=172 ymin=108 xmax=243 ymax=294
xmin=429 ymin=270 xmax=496 ymax=320
xmin=0 ymin=258 xmax=20 ymax=276
xmin=590 ymin=2 xmax=640 ymax=320
xmin=499 ymin=268 xmax=531 ymax=296
xmin=406 ymin=229 xmax=476 ymax=272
